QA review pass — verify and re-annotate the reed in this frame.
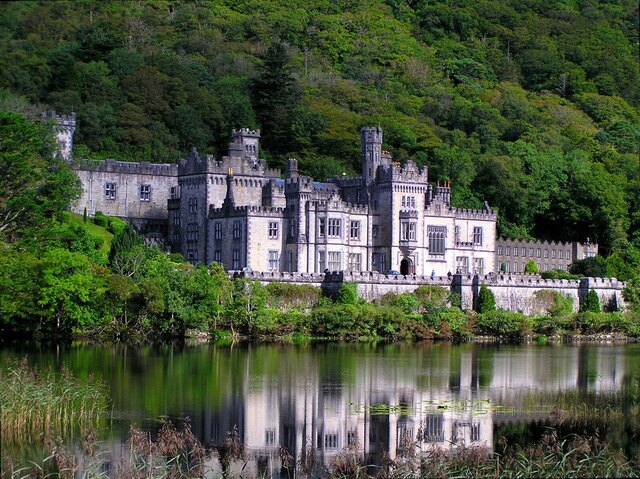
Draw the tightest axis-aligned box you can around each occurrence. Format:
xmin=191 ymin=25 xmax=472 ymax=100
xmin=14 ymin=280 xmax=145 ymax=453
xmin=0 ymin=358 xmax=109 ymax=446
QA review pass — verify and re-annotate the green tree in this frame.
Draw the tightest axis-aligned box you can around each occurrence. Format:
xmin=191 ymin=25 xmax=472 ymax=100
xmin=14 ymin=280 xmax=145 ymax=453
xmin=108 ymin=224 xmax=145 ymax=277
xmin=0 ymin=112 xmax=80 ymax=241
xmin=525 ymin=260 xmax=539 ymax=274
xmin=476 ymin=284 xmax=496 ymax=313
xmin=581 ymin=289 xmax=601 ymax=313
xmin=250 ymin=40 xmax=300 ymax=154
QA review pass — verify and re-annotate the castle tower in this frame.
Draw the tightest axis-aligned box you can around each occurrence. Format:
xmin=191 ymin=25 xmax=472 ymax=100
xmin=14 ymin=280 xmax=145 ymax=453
xmin=43 ymin=111 xmax=76 ymax=161
xmin=228 ymin=128 xmax=261 ymax=162
xmin=361 ymin=127 xmax=383 ymax=185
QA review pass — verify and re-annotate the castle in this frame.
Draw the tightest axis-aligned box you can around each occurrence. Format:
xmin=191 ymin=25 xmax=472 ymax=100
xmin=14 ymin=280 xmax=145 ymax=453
xmin=49 ymin=113 xmax=600 ymax=278
xmin=64 ymin=120 xmax=498 ymax=276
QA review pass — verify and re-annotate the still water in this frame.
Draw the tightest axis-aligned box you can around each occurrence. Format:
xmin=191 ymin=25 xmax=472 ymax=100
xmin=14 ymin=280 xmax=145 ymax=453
xmin=2 ymin=341 xmax=640 ymax=476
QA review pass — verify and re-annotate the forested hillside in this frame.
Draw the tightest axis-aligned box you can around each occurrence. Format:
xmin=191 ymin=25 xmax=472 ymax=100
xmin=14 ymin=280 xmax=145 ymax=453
xmin=1 ymin=0 xmax=638 ymax=264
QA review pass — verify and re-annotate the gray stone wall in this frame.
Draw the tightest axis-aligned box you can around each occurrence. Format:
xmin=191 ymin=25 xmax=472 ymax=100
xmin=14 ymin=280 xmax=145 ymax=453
xmin=234 ymin=271 xmax=627 ymax=315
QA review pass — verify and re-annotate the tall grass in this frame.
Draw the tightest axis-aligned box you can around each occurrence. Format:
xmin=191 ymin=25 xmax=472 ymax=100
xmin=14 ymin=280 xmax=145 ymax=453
xmin=0 ymin=358 xmax=109 ymax=445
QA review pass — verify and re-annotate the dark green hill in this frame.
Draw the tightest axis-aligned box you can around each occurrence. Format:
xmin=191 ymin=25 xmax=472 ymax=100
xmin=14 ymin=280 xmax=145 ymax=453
xmin=1 ymin=0 xmax=638 ymax=259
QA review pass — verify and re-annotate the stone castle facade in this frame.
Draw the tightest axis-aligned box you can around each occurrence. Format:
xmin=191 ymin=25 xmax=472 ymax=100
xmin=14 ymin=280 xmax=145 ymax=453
xmin=68 ymin=121 xmax=498 ymax=276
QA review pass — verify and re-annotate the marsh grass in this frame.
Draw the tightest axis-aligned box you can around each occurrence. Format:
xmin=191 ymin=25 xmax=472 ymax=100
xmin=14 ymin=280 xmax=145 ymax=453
xmin=0 ymin=358 xmax=109 ymax=446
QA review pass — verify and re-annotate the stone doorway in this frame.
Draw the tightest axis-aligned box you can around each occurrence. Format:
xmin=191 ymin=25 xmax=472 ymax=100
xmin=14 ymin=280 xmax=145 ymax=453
xmin=400 ymin=258 xmax=414 ymax=275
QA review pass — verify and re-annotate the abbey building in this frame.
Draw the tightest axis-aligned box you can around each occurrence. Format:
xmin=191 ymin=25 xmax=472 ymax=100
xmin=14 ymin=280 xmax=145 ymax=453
xmin=65 ymin=120 xmax=498 ymax=276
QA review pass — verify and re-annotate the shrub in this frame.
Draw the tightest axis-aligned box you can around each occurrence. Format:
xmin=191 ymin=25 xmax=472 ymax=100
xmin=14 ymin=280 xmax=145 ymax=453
xmin=524 ymin=259 xmax=539 ymax=273
xmin=580 ymin=289 xmax=600 ymax=312
xmin=414 ymin=285 xmax=450 ymax=313
xmin=476 ymin=310 xmax=532 ymax=338
xmin=107 ymin=216 xmax=127 ymax=235
xmin=251 ymin=307 xmax=283 ymax=335
xmin=476 ymin=284 xmax=496 ymax=313
xmin=541 ymin=269 xmax=580 ymax=280
xmin=311 ymin=304 xmax=360 ymax=337
xmin=378 ymin=292 xmax=420 ymax=314
xmin=337 ymin=283 xmax=359 ymax=305
xmin=437 ymin=308 xmax=472 ymax=339
xmin=576 ymin=311 xmax=626 ymax=333
xmin=265 ymin=282 xmax=321 ymax=311
xmin=92 ymin=211 xmax=108 ymax=227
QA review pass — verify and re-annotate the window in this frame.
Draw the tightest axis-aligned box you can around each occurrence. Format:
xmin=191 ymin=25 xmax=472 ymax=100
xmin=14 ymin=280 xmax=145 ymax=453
xmin=566 ymin=250 xmax=571 ymax=261
xmin=536 ymin=248 xmax=541 ymax=258
xmin=318 ymin=217 xmax=326 ymax=237
xmin=170 ymin=186 xmax=178 ymax=199
xmin=287 ymin=251 xmax=293 ymax=271
xmin=522 ymin=247 xmax=526 ymax=257
xmin=232 ymin=250 xmax=240 ymax=270
xmin=559 ymin=250 xmax=564 ymax=259
xmin=139 ymin=184 xmax=151 ymax=201
xmin=372 ymin=225 xmax=378 ymax=239
xmin=373 ymin=253 xmax=386 ymax=271
xmin=411 ymin=196 xmax=416 ymax=208
xmin=187 ymin=249 xmax=198 ymax=261
xmin=328 ymin=218 xmax=341 ymax=237
xmin=529 ymin=248 xmax=534 ymax=257
xmin=318 ymin=251 xmax=326 ymax=272
xmin=401 ymin=221 xmax=416 ymax=241
xmin=428 ymin=226 xmax=446 ymax=255
xmin=544 ymin=249 xmax=549 ymax=258
xmin=423 ymin=415 xmax=444 ymax=443
xmin=505 ymin=261 xmax=510 ymax=272
xmin=456 ymin=256 xmax=469 ymax=274
xmin=473 ymin=227 xmax=483 ymax=245
xmin=347 ymin=431 xmax=358 ymax=446
xmin=505 ymin=246 xmax=511 ymax=256
xmin=328 ymin=251 xmax=341 ymax=271
xmin=214 ymin=250 xmax=221 ymax=263
xmin=513 ymin=246 xmax=519 ymax=256
xmin=214 ymin=222 xmax=222 ymax=240
xmin=348 ymin=253 xmax=362 ymax=272
xmin=324 ymin=433 xmax=338 ymax=449
xmin=233 ymin=221 xmax=241 ymax=239
xmin=188 ymin=197 xmax=197 ymax=214
xmin=455 ymin=225 xmax=461 ymax=243
xmin=551 ymin=249 xmax=556 ymax=259
xmin=474 ymin=258 xmax=484 ymax=275
xmin=350 ymin=221 xmax=360 ymax=240
xmin=289 ymin=219 xmax=296 ymax=238
xmin=268 ymin=250 xmax=279 ymax=271
xmin=512 ymin=262 xmax=518 ymax=273
xmin=402 ymin=196 xmax=406 ymax=208
xmin=173 ymin=211 xmax=180 ymax=226
xmin=268 ymin=221 xmax=278 ymax=239
xmin=498 ymin=246 xmax=503 ymax=255
xmin=471 ymin=423 xmax=481 ymax=442
xmin=265 ymin=429 xmax=275 ymax=446
xmin=105 ymin=182 xmax=116 ymax=199
xmin=186 ymin=223 xmax=198 ymax=241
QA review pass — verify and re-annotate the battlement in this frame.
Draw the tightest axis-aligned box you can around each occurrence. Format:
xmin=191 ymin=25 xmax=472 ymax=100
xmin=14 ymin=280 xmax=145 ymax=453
xmin=76 ymin=158 xmax=178 ymax=176
xmin=232 ymin=128 xmax=260 ymax=138
xmin=42 ymin=111 xmax=76 ymax=129
xmin=285 ymin=175 xmax=314 ymax=191
xmin=378 ymin=160 xmax=429 ymax=183
xmin=450 ymin=206 xmax=497 ymax=220
xmin=209 ymin=204 xmax=285 ymax=218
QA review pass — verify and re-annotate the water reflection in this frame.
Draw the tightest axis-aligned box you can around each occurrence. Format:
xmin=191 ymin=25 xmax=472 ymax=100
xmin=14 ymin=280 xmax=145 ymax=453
xmin=2 ymin=342 xmax=639 ymax=476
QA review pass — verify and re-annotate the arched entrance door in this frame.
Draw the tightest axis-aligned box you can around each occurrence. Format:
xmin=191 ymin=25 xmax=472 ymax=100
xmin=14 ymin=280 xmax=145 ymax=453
xmin=400 ymin=258 xmax=413 ymax=275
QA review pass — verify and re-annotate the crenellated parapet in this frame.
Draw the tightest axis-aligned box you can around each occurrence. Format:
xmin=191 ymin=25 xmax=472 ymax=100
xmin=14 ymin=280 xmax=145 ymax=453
xmin=285 ymin=175 xmax=314 ymax=193
xmin=209 ymin=204 xmax=285 ymax=218
xmin=378 ymin=160 xmax=429 ymax=184
xmin=42 ymin=111 xmax=76 ymax=130
xmin=77 ymin=158 xmax=178 ymax=176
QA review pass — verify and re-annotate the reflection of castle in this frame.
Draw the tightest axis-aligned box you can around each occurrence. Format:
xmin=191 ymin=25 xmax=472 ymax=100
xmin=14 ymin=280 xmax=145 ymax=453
xmin=61 ymin=344 xmax=631 ymax=477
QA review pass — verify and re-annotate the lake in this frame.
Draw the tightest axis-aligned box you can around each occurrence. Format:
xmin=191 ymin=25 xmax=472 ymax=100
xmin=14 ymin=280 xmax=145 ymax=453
xmin=2 ymin=341 xmax=639 ymax=477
